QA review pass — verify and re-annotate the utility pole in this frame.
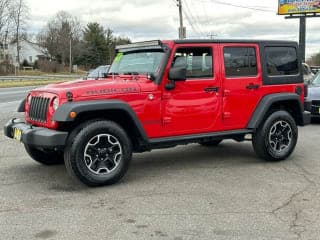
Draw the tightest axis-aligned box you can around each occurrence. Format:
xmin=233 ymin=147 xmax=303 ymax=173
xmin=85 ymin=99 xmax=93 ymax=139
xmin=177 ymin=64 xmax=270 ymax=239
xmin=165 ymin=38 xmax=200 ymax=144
xmin=285 ymin=14 xmax=319 ymax=63
xmin=280 ymin=0 xmax=320 ymax=63
xmin=177 ymin=0 xmax=186 ymax=39
xmin=69 ymin=34 xmax=72 ymax=73
xmin=299 ymin=16 xmax=306 ymax=63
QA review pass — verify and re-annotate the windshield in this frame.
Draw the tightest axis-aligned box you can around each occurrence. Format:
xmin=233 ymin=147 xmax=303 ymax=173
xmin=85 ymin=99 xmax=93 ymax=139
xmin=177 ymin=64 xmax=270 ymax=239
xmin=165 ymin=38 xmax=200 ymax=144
xmin=312 ymin=71 xmax=320 ymax=85
xmin=109 ymin=51 xmax=165 ymax=77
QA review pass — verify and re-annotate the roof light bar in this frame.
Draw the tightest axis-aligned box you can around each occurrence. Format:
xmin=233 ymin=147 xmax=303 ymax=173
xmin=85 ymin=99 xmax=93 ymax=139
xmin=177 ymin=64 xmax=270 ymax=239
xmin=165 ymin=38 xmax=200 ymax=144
xmin=116 ymin=40 xmax=162 ymax=50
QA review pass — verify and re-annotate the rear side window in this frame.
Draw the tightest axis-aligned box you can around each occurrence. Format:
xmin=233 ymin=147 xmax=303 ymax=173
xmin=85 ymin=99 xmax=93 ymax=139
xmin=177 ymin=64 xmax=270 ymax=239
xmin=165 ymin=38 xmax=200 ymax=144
xmin=173 ymin=47 xmax=213 ymax=79
xmin=224 ymin=47 xmax=257 ymax=77
xmin=265 ymin=47 xmax=299 ymax=76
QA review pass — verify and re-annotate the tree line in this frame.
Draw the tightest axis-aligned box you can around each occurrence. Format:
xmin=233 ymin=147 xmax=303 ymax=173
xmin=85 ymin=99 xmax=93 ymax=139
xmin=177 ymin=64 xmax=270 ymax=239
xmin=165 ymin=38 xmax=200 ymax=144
xmin=0 ymin=0 xmax=28 ymax=66
xmin=0 ymin=0 xmax=131 ymax=72
xmin=37 ymin=11 xmax=131 ymax=71
xmin=308 ymin=52 xmax=320 ymax=66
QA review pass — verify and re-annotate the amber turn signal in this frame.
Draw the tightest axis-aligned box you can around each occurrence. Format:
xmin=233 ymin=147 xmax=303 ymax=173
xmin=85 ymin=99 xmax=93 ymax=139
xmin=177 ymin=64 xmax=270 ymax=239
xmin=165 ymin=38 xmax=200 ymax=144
xmin=70 ymin=111 xmax=77 ymax=119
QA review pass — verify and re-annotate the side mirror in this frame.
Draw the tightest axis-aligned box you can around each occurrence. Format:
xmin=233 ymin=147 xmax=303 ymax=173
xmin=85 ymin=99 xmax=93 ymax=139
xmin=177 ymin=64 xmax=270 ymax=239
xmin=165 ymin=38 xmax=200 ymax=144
xmin=169 ymin=67 xmax=186 ymax=81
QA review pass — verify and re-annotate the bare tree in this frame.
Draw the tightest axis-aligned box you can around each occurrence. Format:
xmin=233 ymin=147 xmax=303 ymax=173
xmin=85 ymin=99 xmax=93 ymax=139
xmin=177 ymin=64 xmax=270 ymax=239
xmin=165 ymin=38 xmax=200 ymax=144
xmin=0 ymin=0 xmax=12 ymax=47
xmin=9 ymin=0 xmax=29 ymax=68
xmin=38 ymin=11 xmax=82 ymax=69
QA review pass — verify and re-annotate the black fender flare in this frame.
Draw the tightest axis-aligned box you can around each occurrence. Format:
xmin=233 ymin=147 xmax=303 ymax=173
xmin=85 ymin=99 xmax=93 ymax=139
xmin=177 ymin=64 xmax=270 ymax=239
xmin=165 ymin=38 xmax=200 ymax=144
xmin=17 ymin=98 xmax=26 ymax=112
xmin=247 ymin=93 xmax=304 ymax=129
xmin=53 ymin=100 xmax=149 ymax=141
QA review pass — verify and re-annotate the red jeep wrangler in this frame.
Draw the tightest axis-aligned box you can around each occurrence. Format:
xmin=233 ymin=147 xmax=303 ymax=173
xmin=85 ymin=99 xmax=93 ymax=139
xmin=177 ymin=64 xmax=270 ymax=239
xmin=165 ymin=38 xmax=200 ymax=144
xmin=4 ymin=40 xmax=310 ymax=186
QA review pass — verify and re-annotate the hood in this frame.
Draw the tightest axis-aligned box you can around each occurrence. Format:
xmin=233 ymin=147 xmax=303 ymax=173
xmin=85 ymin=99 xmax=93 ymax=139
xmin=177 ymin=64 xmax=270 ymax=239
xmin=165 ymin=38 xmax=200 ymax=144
xmin=307 ymin=84 xmax=320 ymax=100
xmin=34 ymin=78 xmax=142 ymax=100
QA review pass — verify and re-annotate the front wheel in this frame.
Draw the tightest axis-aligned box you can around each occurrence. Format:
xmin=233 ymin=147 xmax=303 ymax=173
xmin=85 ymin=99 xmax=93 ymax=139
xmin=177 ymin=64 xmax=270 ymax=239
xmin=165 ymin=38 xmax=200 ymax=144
xmin=64 ymin=120 xmax=132 ymax=186
xmin=252 ymin=111 xmax=298 ymax=161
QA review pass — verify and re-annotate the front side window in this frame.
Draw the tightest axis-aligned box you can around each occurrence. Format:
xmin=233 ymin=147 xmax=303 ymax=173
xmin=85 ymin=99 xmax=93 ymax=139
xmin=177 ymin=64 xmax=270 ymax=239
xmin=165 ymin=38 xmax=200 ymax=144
xmin=265 ymin=47 xmax=299 ymax=76
xmin=224 ymin=47 xmax=257 ymax=77
xmin=172 ymin=47 xmax=213 ymax=79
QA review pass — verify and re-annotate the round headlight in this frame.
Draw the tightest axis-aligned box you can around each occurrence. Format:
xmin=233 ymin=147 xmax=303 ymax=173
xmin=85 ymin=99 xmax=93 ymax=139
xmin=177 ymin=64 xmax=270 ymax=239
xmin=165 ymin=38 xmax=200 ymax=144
xmin=53 ymin=97 xmax=59 ymax=110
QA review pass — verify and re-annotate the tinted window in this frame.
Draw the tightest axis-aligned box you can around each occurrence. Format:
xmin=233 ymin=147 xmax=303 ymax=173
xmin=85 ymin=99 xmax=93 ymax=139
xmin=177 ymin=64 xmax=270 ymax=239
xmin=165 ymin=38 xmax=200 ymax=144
xmin=173 ymin=47 xmax=213 ymax=79
xmin=224 ymin=47 xmax=257 ymax=77
xmin=265 ymin=47 xmax=298 ymax=76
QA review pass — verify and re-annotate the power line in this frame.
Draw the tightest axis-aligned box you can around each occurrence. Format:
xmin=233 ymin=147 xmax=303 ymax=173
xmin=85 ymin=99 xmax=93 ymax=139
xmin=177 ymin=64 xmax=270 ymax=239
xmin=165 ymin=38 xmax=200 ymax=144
xmin=185 ymin=0 xmax=202 ymax=26
xmin=202 ymin=0 xmax=275 ymax=13
xmin=182 ymin=0 xmax=206 ymax=37
xmin=200 ymin=0 xmax=209 ymax=23
xmin=170 ymin=0 xmax=177 ymax=8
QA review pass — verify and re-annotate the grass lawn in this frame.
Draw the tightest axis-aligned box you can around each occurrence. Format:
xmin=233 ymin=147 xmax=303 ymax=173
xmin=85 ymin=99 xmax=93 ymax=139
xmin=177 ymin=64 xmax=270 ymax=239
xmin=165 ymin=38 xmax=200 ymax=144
xmin=14 ymin=69 xmax=87 ymax=76
xmin=0 ymin=79 xmax=68 ymax=88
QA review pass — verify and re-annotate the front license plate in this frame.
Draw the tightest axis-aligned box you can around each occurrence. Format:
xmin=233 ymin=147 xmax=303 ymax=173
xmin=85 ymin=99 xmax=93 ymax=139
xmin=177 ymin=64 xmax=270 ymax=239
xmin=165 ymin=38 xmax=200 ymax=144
xmin=13 ymin=128 xmax=22 ymax=141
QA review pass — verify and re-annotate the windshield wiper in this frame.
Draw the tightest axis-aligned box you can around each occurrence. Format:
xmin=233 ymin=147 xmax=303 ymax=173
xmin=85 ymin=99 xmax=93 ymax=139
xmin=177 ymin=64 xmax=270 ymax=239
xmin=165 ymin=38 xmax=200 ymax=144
xmin=123 ymin=72 xmax=139 ymax=75
xmin=107 ymin=72 xmax=119 ymax=75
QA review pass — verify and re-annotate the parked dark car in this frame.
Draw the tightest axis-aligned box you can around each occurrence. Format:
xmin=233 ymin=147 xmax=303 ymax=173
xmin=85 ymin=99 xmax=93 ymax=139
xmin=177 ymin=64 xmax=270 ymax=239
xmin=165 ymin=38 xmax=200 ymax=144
xmin=310 ymin=66 xmax=320 ymax=74
xmin=305 ymin=71 xmax=320 ymax=118
xmin=86 ymin=65 xmax=110 ymax=80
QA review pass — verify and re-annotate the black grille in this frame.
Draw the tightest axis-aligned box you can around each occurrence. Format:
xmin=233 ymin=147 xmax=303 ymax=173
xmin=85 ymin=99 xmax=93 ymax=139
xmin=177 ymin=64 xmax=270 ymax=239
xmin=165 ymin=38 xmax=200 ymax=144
xmin=29 ymin=96 xmax=50 ymax=122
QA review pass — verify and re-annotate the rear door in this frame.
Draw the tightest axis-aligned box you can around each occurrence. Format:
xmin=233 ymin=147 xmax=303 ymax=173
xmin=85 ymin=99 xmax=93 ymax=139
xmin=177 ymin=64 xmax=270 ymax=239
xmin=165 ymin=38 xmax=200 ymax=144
xmin=220 ymin=43 xmax=262 ymax=130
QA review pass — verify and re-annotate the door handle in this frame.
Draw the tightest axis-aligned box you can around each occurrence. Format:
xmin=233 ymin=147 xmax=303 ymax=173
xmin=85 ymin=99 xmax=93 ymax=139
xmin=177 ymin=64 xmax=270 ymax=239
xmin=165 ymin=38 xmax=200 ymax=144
xmin=204 ymin=87 xmax=220 ymax=93
xmin=246 ymin=83 xmax=260 ymax=90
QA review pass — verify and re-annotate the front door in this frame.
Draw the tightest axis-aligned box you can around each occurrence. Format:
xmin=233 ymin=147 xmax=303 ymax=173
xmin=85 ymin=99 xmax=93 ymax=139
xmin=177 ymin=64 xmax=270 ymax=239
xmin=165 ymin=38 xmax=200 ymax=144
xmin=162 ymin=45 xmax=222 ymax=136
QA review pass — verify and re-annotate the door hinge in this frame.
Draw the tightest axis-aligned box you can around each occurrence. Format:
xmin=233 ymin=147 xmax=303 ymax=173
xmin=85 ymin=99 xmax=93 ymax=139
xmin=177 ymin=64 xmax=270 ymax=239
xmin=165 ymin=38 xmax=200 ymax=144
xmin=162 ymin=117 xmax=172 ymax=125
xmin=223 ymin=112 xmax=231 ymax=119
xmin=224 ymin=90 xmax=230 ymax=96
xmin=162 ymin=93 xmax=171 ymax=100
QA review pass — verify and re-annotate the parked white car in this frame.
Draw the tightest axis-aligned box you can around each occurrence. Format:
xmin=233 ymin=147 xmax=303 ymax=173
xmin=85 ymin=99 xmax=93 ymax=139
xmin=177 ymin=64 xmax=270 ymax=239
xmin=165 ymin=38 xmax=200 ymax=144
xmin=302 ymin=63 xmax=314 ymax=84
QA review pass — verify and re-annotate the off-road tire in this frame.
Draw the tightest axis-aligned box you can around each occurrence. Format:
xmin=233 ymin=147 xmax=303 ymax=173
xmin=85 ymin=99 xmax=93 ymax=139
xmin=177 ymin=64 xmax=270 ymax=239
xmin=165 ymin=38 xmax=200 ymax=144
xmin=252 ymin=110 xmax=298 ymax=161
xmin=64 ymin=120 xmax=132 ymax=186
xmin=199 ymin=139 xmax=223 ymax=147
xmin=24 ymin=144 xmax=64 ymax=165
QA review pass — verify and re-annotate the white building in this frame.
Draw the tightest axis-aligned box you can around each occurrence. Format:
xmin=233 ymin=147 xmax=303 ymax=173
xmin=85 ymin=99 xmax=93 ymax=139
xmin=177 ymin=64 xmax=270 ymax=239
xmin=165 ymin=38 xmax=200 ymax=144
xmin=0 ymin=39 xmax=46 ymax=67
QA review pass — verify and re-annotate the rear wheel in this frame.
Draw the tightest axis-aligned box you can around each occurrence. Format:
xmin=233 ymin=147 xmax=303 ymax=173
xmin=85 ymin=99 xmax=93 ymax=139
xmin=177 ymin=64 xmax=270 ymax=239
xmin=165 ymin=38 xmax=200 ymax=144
xmin=64 ymin=120 xmax=132 ymax=186
xmin=252 ymin=110 xmax=298 ymax=161
xmin=24 ymin=144 xmax=64 ymax=165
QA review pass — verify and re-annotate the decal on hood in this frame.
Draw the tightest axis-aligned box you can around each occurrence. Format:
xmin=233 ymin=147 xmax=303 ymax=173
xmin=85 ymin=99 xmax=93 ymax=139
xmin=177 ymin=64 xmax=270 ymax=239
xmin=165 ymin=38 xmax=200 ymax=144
xmin=86 ymin=87 xmax=138 ymax=96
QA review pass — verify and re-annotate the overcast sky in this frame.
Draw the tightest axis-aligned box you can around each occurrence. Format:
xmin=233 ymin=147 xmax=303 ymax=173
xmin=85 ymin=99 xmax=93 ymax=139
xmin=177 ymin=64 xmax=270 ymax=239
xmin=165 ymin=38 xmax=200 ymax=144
xmin=26 ymin=0 xmax=320 ymax=58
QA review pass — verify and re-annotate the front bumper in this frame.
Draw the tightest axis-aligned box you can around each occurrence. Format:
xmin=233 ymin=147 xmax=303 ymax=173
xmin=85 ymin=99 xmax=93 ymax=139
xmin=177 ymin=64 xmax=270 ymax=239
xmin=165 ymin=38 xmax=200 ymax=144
xmin=4 ymin=119 xmax=68 ymax=148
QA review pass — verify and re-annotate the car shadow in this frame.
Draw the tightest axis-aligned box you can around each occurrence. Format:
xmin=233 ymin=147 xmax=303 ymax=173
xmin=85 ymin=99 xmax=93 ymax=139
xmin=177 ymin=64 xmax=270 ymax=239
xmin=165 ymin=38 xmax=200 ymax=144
xmin=126 ymin=141 xmax=261 ymax=182
xmin=7 ymin=141 xmax=263 ymax=189
xmin=311 ymin=118 xmax=320 ymax=124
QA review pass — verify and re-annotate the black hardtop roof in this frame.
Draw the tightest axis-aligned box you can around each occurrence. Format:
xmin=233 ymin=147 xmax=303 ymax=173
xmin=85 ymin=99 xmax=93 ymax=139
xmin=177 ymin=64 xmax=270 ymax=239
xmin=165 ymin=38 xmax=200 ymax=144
xmin=173 ymin=39 xmax=297 ymax=45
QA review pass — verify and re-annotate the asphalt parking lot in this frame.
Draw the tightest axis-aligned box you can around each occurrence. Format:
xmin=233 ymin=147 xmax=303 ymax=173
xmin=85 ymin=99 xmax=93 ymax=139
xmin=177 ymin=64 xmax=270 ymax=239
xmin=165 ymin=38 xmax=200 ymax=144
xmin=1 ymin=111 xmax=320 ymax=240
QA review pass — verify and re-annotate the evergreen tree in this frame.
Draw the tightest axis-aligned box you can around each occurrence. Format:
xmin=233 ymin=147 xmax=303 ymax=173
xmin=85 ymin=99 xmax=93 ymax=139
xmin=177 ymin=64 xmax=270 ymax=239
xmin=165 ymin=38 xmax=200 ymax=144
xmin=81 ymin=22 xmax=108 ymax=68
